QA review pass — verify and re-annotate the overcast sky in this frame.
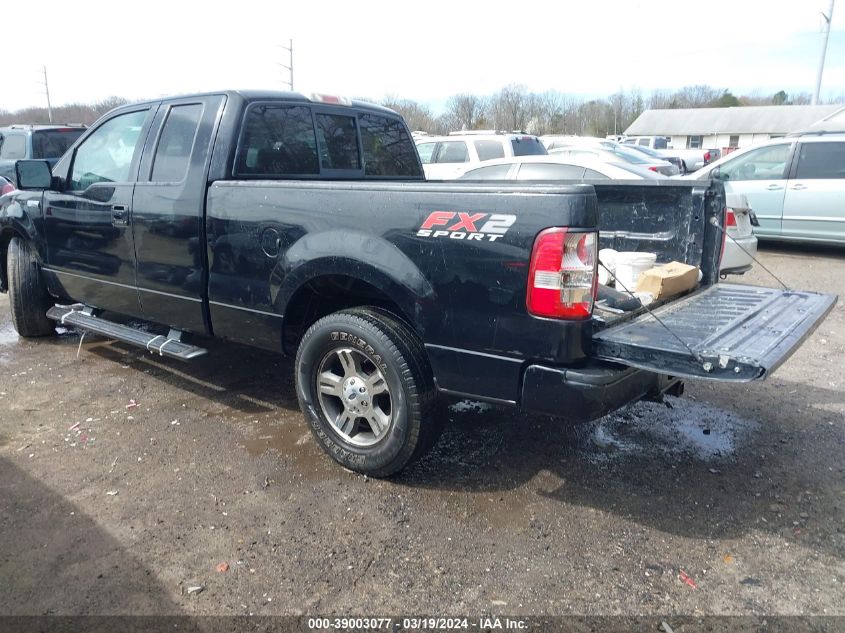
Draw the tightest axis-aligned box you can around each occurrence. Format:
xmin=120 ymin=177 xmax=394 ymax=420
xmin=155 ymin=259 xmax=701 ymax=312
xmin=4 ymin=0 xmax=844 ymax=113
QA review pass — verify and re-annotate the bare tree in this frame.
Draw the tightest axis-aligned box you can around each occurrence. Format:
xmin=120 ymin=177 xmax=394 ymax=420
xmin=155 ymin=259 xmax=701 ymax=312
xmin=443 ymin=94 xmax=488 ymax=131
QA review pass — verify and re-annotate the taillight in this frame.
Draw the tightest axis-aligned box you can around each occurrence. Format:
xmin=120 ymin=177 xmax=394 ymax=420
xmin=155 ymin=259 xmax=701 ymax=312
xmin=725 ymin=208 xmax=737 ymax=227
xmin=648 ymin=166 xmax=659 ymax=172
xmin=704 ymin=151 xmax=711 ymax=162
xmin=0 ymin=182 xmax=13 ymax=196
xmin=526 ymin=228 xmax=597 ymax=320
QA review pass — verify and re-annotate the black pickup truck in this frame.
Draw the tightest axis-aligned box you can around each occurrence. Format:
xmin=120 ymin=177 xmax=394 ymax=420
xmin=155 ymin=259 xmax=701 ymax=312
xmin=0 ymin=91 xmax=836 ymax=476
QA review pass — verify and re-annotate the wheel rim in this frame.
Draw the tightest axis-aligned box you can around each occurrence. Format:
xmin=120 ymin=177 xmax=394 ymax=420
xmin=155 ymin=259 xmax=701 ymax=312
xmin=316 ymin=347 xmax=393 ymax=447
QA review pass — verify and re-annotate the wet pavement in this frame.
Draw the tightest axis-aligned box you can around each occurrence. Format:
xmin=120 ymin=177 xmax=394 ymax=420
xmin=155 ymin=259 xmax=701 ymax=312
xmin=0 ymin=242 xmax=843 ymax=617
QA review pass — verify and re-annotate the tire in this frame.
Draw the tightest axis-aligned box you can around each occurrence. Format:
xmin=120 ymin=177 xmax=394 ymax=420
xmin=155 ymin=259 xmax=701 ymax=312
xmin=7 ymin=237 xmax=55 ymax=337
xmin=295 ymin=307 xmax=438 ymax=477
xmin=679 ymin=161 xmax=688 ymax=175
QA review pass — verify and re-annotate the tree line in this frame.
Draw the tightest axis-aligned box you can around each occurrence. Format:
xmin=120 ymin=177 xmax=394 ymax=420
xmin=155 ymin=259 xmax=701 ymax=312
xmin=0 ymin=97 xmax=128 ymax=127
xmin=2 ymin=85 xmax=842 ymax=137
xmin=381 ymin=85 xmax=843 ymax=137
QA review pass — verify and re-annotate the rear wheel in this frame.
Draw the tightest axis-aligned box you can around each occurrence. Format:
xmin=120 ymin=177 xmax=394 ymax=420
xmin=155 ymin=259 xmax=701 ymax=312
xmin=295 ymin=307 xmax=439 ymax=476
xmin=7 ymin=237 xmax=54 ymax=337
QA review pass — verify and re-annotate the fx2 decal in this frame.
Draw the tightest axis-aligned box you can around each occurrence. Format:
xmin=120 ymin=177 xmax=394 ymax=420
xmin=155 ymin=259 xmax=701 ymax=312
xmin=417 ymin=211 xmax=517 ymax=242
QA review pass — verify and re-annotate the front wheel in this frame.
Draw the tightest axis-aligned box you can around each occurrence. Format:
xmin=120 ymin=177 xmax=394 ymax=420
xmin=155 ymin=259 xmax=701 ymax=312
xmin=7 ymin=237 xmax=55 ymax=337
xmin=295 ymin=308 xmax=439 ymax=477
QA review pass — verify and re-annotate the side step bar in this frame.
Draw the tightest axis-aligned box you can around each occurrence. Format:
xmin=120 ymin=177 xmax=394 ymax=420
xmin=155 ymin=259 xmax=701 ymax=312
xmin=47 ymin=305 xmax=207 ymax=361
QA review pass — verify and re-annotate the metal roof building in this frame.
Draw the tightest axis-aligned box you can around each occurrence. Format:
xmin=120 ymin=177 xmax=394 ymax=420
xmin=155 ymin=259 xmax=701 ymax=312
xmin=624 ymin=105 xmax=844 ymax=151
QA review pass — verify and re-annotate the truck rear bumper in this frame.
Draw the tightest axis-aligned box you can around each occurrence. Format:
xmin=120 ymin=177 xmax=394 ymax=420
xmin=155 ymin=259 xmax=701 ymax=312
xmin=520 ymin=363 xmax=679 ymax=422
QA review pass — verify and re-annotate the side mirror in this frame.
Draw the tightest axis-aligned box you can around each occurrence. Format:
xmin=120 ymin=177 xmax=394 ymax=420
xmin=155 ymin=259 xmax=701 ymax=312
xmin=710 ymin=166 xmax=722 ymax=181
xmin=15 ymin=160 xmax=53 ymax=190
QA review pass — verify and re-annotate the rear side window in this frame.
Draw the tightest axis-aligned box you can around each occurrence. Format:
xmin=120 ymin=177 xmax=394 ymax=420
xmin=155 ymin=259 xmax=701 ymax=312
xmin=474 ymin=140 xmax=505 ymax=161
xmin=151 ymin=104 xmax=203 ymax=182
xmin=359 ymin=113 xmax=419 ymax=176
xmin=517 ymin=163 xmax=585 ymax=180
xmin=416 ymin=142 xmax=436 ymax=164
xmin=0 ymin=135 xmax=26 ymax=159
xmin=653 ymin=137 xmax=668 ymax=149
xmin=794 ymin=142 xmax=845 ymax=179
xmin=32 ymin=129 xmax=84 ymax=159
xmin=638 ymin=138 xmax=650 ymax=146
xmin=315 ymin=113 xmax=360 ymax=170
xmin=435 ymin=141 xmax=469 ymax=163
xmin=460 ymin=164 xmax=512 ymax=179
xmin=235 ymin=104 xmax=319 ymax=176
xmin=583 ymin=168 xmax=610 ymax=179
xmin=511 ymin=137 xmax=547 ymax=156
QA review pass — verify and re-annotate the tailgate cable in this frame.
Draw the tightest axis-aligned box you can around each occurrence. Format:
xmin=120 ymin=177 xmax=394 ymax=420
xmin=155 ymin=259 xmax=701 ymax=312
xmin=709 ymin=217 xmax=789 ymax=291
xmin=598 ymin=260 xmax=707 ymax=368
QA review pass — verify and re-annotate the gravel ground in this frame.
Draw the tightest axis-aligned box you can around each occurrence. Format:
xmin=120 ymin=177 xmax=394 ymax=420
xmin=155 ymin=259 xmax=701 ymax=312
xmin=0 ymin=242 xmax=843 ymax=619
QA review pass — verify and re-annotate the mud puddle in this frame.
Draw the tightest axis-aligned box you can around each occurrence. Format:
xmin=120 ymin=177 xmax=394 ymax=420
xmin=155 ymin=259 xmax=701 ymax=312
xmin=588 ymin=396 xmax=758 ymax=462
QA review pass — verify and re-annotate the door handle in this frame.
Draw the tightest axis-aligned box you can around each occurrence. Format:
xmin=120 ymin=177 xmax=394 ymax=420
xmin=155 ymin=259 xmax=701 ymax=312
xmin=790 ymin=184 xmax=808 ymax=191
xmin=111 ymin=204 xmax=128 ymax=225
xmin=766 ymin=184 xmax=783 ymax=190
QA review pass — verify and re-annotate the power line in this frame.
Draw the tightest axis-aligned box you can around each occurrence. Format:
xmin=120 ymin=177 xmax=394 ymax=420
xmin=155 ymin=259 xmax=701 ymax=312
xmin=812 ymin=0 xmax=835 ymax=105
xmin=41 ymin=66 xmax=53 ymax=123
xmin=278 ymin=39 xmax=294 ymax=91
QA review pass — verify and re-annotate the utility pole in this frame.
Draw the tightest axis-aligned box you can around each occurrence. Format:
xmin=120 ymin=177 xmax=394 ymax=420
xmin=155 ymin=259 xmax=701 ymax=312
xmin=279 ymin=39 xmax=294 ymax=91
xmin=41 ymin=66 xmax=53 ymax=123
xmin=812 ymin=0 xmax=835 ymax=105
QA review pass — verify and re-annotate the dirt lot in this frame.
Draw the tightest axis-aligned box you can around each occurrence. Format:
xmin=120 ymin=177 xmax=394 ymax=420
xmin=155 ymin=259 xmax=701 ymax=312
xmin=1 ymin=243 xmax=843 ymax=619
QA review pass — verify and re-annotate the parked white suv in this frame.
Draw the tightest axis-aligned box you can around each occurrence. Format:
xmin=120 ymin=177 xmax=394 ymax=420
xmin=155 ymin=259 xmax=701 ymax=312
xmin=415 ymin=132 xmax=547 ymax=180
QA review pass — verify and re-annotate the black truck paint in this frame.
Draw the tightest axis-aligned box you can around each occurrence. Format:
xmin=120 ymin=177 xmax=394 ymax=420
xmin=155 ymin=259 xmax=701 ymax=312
xmin=0 ymin=90 xmax=836 ymax=475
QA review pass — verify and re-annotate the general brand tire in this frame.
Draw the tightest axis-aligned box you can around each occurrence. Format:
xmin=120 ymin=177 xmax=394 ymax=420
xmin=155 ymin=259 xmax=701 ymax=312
xmin=295 ymin=307 xmax=438 ymax=477
xmin=7 ymin=237 xmax=55 ymax=337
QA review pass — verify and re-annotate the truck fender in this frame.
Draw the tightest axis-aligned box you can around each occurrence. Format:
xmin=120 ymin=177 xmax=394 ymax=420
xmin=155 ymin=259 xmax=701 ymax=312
xmin=275 ymin=230 xmax=436 ymax=332
xmin=0 ymin=195 xmax=46 ymax=292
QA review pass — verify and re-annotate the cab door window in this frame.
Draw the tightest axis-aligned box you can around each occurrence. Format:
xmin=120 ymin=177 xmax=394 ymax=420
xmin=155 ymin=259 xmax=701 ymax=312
xmin=70 ymin=110 xmax=148 ymax=189
xmin=720 ymin=143 xmax=790 ymax=181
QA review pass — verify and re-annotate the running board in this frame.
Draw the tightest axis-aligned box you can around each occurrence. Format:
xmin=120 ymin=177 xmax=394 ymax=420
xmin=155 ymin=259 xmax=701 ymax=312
xmin=47 ymin=306 xmax=207 ymax=361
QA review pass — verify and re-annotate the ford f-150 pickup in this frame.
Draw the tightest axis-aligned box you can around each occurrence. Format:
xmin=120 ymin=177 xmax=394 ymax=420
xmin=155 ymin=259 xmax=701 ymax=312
xmin=0 ymin=91 xmax=836 ymax=476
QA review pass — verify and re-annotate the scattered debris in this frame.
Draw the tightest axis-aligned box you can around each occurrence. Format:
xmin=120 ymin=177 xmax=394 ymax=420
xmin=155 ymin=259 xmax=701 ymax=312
xmin=216 ymin=562 xmax=229 ymax=573
xmin=262 ymin=476 xmax=271 ymax=490
xmin=723 ymin=554 xmax=734 ymax=564
xmin=678 ymin=569 xmax=698 ymax=589
xmin=68 ymin=422 xmax=80 ymax=432
xmin=799 ymin=512 xmax=809 ymax=519
xmin=109 ymin=456 xmax=119 ymax=473
xmin=186 ymin=585 xmax=204 ymax=595
xmin=708 ymin=468 xmax=721 ymax=474
xmin=491 ymin=599 xmax=507 ymax=606
xmin=661 ymin=622 xmax=677 ymax=633
xmin=105 ymin=490 xmax=119 ymax=496
xmin=740 ymin=577 xmax=762 ymax=587
xmin=126 ymin=399 xmax=139 ymax=409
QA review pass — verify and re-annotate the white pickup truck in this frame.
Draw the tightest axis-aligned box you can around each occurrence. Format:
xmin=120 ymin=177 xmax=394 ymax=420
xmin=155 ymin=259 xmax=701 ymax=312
xmin=622 ymin=135 xmax=720 ymax=173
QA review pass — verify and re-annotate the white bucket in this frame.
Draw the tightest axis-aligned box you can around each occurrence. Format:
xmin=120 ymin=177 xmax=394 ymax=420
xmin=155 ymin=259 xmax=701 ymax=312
xmin=598 ymin=249 xmax=618 ymax=286
xmin=614 ymin=252 xmax=657 ymax=291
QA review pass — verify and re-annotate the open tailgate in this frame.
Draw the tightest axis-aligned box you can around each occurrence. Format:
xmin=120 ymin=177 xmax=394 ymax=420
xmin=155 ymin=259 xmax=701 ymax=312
xmin=593 ymin=284 xmax=836 ymax=381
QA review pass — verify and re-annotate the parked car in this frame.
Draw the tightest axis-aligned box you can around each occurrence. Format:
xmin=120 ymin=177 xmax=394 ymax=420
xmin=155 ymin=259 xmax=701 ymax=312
xmin=623 ymin=143 xmax=686 ymax=175
xmin=0 ymin=175 xmax=15 ymax=196
xmin=459 ymin=155 xmax=754 ymax=275
xmin=621 ymin=135 xmax=719 ymax=172
xmin=678 ymin=132 xmax=845 ymax=245
xmin=548 ymin=143 xmax=679 ymax=176
xmin=720 ymin=193 xmax=759 ymax=274
xmin=0 ymin=124 xmax=86 ymax=180
xmin=415 ymin=132 xmax=547 ymax=179
xmin=457 ymin=155 xmax=662 ymax=180
xmin=1 ymin=90 xmax=834 ymax=477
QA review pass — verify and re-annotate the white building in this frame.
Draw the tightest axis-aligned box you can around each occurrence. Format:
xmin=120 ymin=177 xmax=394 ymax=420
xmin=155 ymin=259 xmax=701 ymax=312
xmin=624 ymin=105 xmax=844 ymax=151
